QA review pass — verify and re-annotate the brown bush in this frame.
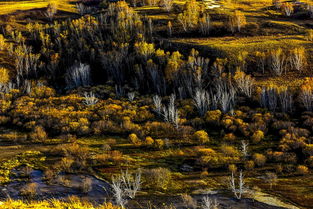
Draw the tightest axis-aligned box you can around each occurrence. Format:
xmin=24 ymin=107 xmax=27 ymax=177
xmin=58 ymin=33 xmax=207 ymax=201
xmin=21 ymin=182 xmax=38 ymax=197
xmin=244 ymin=160 xmax=255 ymax=171
xmin=80 ymin=177 xmax=93 ymax=193
xmin=223 ymin=133 xmax=236 ymax=141
xmin=297 ymin=165 xmax=309 ymax=175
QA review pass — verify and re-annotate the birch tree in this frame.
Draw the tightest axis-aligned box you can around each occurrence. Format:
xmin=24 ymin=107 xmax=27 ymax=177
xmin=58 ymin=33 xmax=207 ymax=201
xmin=229 ymin=170 xmax=246 ymax=200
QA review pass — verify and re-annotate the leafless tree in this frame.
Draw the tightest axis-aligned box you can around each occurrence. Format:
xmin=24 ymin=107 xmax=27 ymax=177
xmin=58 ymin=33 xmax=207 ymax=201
xmin=153 ymin=95 xmax=162 ymax=115
xmin=215 ymin=80 xmax=236 ymax=113
xmin=128 ymin=92 xmax=135 ymax=102
xmin=260 ymin=86 xmax=278 ymax=111
xmin=270 ymin=48 xmax=286 ymax=76
xmin=277 ymin=87 xmax=293 ymax=112
xmin=300 ymin=87 xmax=313 ymax=111
xmin=202 ymin=196 xmax=219 ymax=209
xmin=240 ymin=141 xmax=249 ymax=158
xmin=162 ymin=94 xmax=179 ymax=128
xmin=199 ymin=13 xmax=210 ymax=35
xmin=13 ymin=44 xmax=40 ymax=86
xmin=111 ymin=177 xmax=127 ymax=208
xmin=290 ymin=47 xmax=306 ymax=72
xmin=66 ymin=63 xmax=91 ymax=89
xmin=23 ymin=80 xmax=32 ymax=94
xmin=229 ymin=170 xmax=246 ymax=200
xmin=111 ymin=169 xmax=141 ymax=208
xmin=228 ymin=10 xmax=246 ymax=33
xmin=234 ymin=70 xmax=254 ymax=98
xmin=193 ymin=88 xmax=210 ymax=116
xmin=83 ymin=92 xmax=98 ymax=105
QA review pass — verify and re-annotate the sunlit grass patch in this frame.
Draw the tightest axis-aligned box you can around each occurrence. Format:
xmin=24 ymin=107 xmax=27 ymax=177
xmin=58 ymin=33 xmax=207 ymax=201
xmin=170 ymin=35 xmax=312 ymax=58
xmin=0 ymin=0 xmax=76 ymax=15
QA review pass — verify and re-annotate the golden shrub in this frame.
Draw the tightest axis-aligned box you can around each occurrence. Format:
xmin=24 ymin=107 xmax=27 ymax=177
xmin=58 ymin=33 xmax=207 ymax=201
xmin=193 ymin=130 xmax=210 ymax=144
xmin=29 ymin=126 xmax=47 ymax=142
xmin=0 ymin=67 xmax=9 ymax=84
xmin=145 ymin=136 xmax=154 ymax=145
xmin=253 ymin=153 xmax=267 ymax=167
xmin=129 ymin=133 xmax=141 ymax=145
xmin=30 ymin=86 xmax=56 ymax=98
xmin=251 ymin=130 xmax=264 ymax=143
xmin=155 ymin=139 xmax=165 ymax=149
xmin=221 ymin=145 xmax=239 ymax=157
xmin=205 ymin=110 xmax=222 ymax=124
xmin=143 ymin=167 xmax=172 ymax=191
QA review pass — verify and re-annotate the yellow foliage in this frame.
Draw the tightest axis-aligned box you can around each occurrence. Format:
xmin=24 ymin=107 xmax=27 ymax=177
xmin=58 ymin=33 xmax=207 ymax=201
xmin=251 ymin=130 xmax=264 ymax=143
xmin=253 ymin=153 xmax=267 ymax=167
xmin=220 ymin=145 xmax=239 ymax=157
xmin=134 ymin=41 xmax=155 ymax=58
xmin=205 ymin=110 xmax=222 ymax=124
xmin=0 ymin=34 xmax=6 ymax=50
xmin=165 ymin=51 xmax=183 ymax=81
xmin=193 ymin=130 xmax=210 ymax=144
xmin=0 ymin=199 xmax=121 ymax=209
xmin=145 ymin=136 xmax=154 ymax=145
xmin=155 ymin=139 xmax=165 ymax=149
xmin=197 ymin=147 xmax=216 ymax=155
xmin=228 ymin=164 xmax=237 ymax=173
xmin=0 ymin=68 xmax=9 ymax=84
xmin=29 ymin=126 xmax=47 ymax=142
xmin=30 ymin=86 xmax=56 ymax=98
xmin=129 ymin=133 xmax=141 ymax=145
